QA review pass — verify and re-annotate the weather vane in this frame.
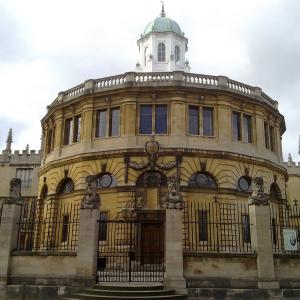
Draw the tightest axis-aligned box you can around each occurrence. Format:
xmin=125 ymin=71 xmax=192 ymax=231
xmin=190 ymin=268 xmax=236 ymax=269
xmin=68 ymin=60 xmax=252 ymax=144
xmin=160 ymin=1 xmax=166 ymax=17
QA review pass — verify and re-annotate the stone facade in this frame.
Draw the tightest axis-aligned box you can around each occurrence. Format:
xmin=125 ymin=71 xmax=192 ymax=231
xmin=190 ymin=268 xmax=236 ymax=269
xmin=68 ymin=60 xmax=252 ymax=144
xmin=0 ymin=130 xmax=41 ymax=210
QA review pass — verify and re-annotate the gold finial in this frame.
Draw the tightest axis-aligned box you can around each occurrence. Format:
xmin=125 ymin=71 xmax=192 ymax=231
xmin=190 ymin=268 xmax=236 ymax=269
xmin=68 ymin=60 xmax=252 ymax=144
xmin=160 ymin=1 xmax=166 ymax=17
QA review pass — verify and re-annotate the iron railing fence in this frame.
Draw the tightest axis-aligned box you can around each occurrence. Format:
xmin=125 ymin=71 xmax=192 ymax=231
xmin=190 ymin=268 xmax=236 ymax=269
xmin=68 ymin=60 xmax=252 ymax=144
xmin=270 ymin=203 xmax=300 ymax=254
xmin=0 ymin=201 xmax=3 ymax=225
xmin=97 ymin=219 xmax=164 ymax=283
xmin=183 ymin=201 xmax=252 ymax=253
xmin=15 ymin=199 xmax=80 ymax=252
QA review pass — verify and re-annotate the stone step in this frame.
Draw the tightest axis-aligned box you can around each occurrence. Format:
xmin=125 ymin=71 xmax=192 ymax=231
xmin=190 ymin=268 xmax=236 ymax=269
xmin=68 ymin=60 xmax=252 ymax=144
xmin=81 ymin=287 xmax=175 ymax=296
xmin=64 ymin=285 xmax=187 ymax=300
xmin=94 ymin=283 xmax=163 ymax=291
xmin=66 ymin=294 xmax=186 ymax=300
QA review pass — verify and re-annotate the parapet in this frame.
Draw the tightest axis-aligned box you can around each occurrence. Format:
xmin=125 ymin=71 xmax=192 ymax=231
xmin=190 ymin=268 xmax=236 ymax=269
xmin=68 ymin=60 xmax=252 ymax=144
xmin=0 ymin=149 xmax=42 ymax=165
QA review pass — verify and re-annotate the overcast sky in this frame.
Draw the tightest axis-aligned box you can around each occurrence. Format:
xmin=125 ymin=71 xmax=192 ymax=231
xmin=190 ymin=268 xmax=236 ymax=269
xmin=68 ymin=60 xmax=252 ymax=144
xmin=0 ymin=0 xmax=299 ymax=161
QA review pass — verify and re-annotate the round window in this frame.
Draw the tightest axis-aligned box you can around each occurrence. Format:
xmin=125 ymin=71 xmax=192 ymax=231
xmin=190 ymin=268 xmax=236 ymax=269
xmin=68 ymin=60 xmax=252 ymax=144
xmin=238 ymin=177 xmax=251 ymax=192
xmin=98 ymin=174 xmax=113 ymax=188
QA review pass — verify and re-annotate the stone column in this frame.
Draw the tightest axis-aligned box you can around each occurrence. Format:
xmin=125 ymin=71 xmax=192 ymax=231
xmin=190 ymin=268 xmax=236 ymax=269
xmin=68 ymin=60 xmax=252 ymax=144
xmin=0 ymin=202 xmax=22 ymax=283
xmin=248 ymin=177 xmax=279 ymax=289
xmin=164 ymin=209 xmax=187 ymax=294
xmin=75 ymin=209 xmax=99 ymax=287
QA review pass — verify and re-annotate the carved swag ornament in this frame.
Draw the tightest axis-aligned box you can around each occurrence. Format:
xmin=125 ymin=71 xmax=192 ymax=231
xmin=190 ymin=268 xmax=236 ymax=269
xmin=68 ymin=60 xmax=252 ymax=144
xmin=81 ymin=175 xmax=101 ymax=209
xmin=161 ymin=176 xmax=183 ymax=209
xmin=248 ymin=177 xmax=269 ymax=206
xmin=124 ymin=140 xmax=181 ymax=183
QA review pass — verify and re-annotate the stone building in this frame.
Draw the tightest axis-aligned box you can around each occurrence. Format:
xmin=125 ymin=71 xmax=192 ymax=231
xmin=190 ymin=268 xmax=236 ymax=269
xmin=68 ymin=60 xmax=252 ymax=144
xmin=0 ymin=129 xmax=41 ymax=207
xmin=1 ymin=5 xmax=300 ymax=300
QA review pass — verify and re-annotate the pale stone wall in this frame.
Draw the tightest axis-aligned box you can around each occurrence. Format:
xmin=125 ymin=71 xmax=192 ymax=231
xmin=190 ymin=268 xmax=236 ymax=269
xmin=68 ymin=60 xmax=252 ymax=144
xmin=184 ymin=255 xmax=257 ymax=279
xmin=10 ymin=255 xmax=77 ymax=282
xmin=274 ymin=256 xmax=300 ymax=281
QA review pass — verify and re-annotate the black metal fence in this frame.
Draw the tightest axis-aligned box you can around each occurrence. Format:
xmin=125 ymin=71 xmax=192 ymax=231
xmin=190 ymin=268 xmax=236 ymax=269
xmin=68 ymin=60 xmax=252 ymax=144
xmin=15 ymin=200 xmax=80 ymax=252
xmin=97 ymin=219 xmax=164 ymax=282
xmin=270 ymin=203 xmax=300 ymax=254
xmin=183 ymin=201 xmax=252 ymax=253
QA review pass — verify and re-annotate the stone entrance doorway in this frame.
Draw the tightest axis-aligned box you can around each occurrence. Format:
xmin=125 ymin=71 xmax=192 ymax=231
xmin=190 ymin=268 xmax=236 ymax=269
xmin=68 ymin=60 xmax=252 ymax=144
xmin=96 ymin=210 xmax=165 ymax=283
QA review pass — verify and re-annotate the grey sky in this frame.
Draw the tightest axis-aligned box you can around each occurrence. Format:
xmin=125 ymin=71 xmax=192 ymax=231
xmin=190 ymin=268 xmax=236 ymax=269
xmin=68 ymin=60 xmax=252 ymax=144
xmin=0 ymin=0 xmax=299 ymax=161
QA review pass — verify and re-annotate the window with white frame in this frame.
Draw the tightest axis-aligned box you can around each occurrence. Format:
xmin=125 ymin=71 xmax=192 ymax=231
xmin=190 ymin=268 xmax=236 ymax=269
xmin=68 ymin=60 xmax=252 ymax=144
xmin=157 ymin=43 xmax=166 ymax=62
xmin=96 ymin=107 xmax=120 ymax=138
xmin=232 ymin=112 xmax=252 ymax=143
xmin=175 ymin=45 xmax=180 ymax=63
xmin=63 ymin=115 xmax=81 ymax=145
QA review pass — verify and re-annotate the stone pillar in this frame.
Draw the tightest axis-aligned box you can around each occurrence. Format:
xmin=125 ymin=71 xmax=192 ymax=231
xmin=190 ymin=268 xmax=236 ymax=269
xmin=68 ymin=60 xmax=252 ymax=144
xmin=164 ymin=209 xmax=187 ymax=294
xmin=248 ymin=177 xmax=279 ymax=289
xmin=0 ymin=202 xmax=22 ymax=283
xmin=75 ymin=209 xmax=99 ymax=286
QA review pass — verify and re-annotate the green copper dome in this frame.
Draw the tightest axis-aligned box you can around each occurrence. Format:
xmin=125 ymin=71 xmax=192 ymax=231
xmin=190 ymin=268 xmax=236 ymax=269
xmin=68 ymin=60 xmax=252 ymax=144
xmin=143 ymin=6 xmax=184 ymax=38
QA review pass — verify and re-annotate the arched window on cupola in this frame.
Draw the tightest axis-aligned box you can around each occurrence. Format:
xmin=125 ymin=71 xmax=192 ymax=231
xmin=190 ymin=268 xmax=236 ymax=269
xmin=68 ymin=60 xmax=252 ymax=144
xmin=157 ymin=43 xmax=166 ymax=62
xmin=270 ymin=183 xmax=282 ymax=202
xmin=175 ymin=45 xmax=180 ymax=63
xmin=144 ymin=46 xmax=148 ymax=66
xmin=188 ymin=172 xmax=217 ymax=188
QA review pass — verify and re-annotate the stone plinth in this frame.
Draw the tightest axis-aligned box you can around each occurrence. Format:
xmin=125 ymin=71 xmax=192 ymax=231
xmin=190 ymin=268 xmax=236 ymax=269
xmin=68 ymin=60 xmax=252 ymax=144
xmin=0 ymin=202 xmax=22 ymax=283
xmin=249 ymin=204 xmax=279 ymax=289
xmin=75 ymin=209 xmax=99 ymax=286
xmin=164 ymin=209 xmax=187 ymax=294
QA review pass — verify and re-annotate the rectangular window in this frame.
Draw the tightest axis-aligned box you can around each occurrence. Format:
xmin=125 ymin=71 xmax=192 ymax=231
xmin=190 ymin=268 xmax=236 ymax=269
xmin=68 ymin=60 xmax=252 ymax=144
xmin=46 ymin=128 xmax=54 ymax=154
xmin=96 ymin=110 xmax=107 ymax=138
xmin=16 ymin=168 xmax=33 ymax=187
xmin=203 ymin=107 xmax=214 ymax=136
xmin=264 ymin=122 xmax=270 ymax=149
xmin=243 ymin=115 xmax=252 ymax=143
xmin=61 ymin=214 xmax=69 ymax=243
xmin=269 ymin=125 xmax=275 ymax=152
xmin=139 ymin=105 xmax=152 ymax=134
xmin=189 ymin=106 xmax=199 ymax=135
xmin=73 ymin=115 xmax=81 ymax=143
xmin=99 ymin=212 xmax=108 ymax=241
xmin=64 ymin=118 xmax=73 ymax=145
xmin=155 ymin=105 xmax=167 ymax=134
xmin=271 ymin=218 xmax=277 ymax=245
xmin=109 ymin=107 xmax=120 ymax=137
xmin=232 ymin=112 xmax=241 ymax=141
xmin=199 ymin=210 xmax=208 ymax=241
xmin=242 ymin=214 xmax=251 ymax=243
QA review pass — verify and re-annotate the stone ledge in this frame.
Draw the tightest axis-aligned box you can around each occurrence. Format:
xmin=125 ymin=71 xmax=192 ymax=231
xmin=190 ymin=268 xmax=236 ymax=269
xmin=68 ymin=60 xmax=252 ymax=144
xmin=184 ymin=251 xmax=256 ymax=258
xmin=11 ymin=251 xmax=77 ymax=256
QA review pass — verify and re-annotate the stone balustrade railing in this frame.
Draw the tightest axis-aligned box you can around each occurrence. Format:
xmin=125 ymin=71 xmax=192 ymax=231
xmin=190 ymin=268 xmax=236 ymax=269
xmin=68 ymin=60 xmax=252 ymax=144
xmin=49 ymin=71 xmax=278 ymax=109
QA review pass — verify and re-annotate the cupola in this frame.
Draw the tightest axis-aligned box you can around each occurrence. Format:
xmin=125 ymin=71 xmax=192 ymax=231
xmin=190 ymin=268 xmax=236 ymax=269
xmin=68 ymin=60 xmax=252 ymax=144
xmin=135 ymin=3 xmax=190 ymax=73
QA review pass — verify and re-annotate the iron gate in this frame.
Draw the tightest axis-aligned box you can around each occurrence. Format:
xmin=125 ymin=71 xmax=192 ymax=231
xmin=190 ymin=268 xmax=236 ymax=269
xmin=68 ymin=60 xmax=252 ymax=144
xmin=96 ymin=219 xmax=164 ymax=282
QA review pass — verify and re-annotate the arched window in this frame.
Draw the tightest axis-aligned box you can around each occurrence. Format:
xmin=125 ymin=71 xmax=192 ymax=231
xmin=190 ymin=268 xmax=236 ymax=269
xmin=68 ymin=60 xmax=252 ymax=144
xmin=157 ymin=43 xmax=166 ymax=62
xmin=188 ymin=172 xmax=217 ymax=188
xmin=136 ymin=171 xmax=167 ymax=187
xmin=40 ymin=184 xmax=48 ymax=199
xmin=57 ymin=178 xmax=74 ymax=194
xmin=237 ymin=176 xmax=252 ymax=192
xmin=144 ymin=46 xmax=148 ymax=66
xmin=97 ymin=172 xmax=117 ymax=188
xmin=175 ymin=45 xmax=180 ymax=63
xmin=270 ymin=183 xmax=282 ymax=201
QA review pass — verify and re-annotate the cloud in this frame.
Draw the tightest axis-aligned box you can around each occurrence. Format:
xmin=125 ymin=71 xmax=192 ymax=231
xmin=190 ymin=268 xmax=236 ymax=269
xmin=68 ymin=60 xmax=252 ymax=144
xmin=0 ymin=0 xmax=298 ymax=160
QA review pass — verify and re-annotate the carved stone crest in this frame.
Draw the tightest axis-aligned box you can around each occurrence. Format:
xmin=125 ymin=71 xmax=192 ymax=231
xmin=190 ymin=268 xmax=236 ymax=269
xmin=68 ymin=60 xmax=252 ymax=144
xmin=161 ymin=177 xmax=183 ymax=209
xmin=81 ymin=175 xmax=101 ymax=209
xmin=248 ymin=177 xmax=269 ymax=206
xmin=6 ymin=178 xmax=22 ymax=204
